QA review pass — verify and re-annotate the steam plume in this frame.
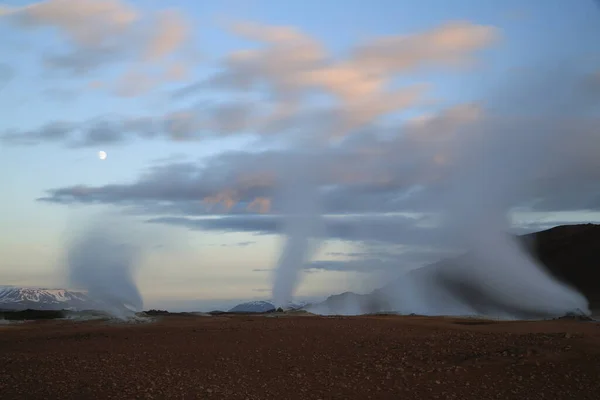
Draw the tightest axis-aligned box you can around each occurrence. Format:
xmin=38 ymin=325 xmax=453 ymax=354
xmin=304 ymin=66 xmax=596 ymax=318
xmin=272 ymin=153 xmax=323 ymax=308
xmin=432 ymin=112 xmax=591 ymax=318
xmin=65 ymin=214 xmax=144 ymax=319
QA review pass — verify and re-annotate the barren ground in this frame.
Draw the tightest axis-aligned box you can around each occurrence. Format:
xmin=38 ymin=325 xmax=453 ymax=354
xmin=1 ymin=314 xmax=599 ymax=399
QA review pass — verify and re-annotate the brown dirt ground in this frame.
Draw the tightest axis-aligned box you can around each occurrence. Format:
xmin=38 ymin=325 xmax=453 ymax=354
xmin=1 ymin=314 xmax=599 ymax=400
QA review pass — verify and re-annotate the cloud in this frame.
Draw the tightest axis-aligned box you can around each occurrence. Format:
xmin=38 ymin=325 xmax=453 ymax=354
xmin=14 ymin=0 xmax=138 ymax=46
xmin=42 ymin=42 xmax=129 ymax=75
xmin=33 ymin=77 xmax=600 ymax=216
xmin=306 ymin=249 xmax=448 ymax=274
xmin=164 ymin=62 xmax=189 ymax=81
xmin=29 ymin=102 xmax=477 ymax=204
xmin=0 ymin=63 xmax=15 ymax=91
xmin=1 ymin=0 xmax=194 ymax=93
xmin=1 ymin=18 xmax=498 ymax=144
xmin=222 ymin=241 xmax=255 ymax=247
xmin=254 ymin=240 xmax=453 ymax=274
xmin=0 ymin=107 xmax=198 ymax=146
xmin=88 ymin=80 xmax=104 ymax=89
xmin=4 ymin=0 xmax=139 ymax=73
xmin=351 ymin=21 xmax=498 ymax=72
xmin=3 ymin=16 xmax=597 ymax=268
xmin=175 ymin=20 xmax=498 ymax=137
xmin=114 ymin=69 xmax=157 ymax=98
xmin=1 ymin=121 xmax=74 ymax=145
xmin=209 ymin=21 xmax=497 ymax=101
xmin=142 ymin=214 xmax=450 ymax=248
xmin=143 ymin=9 xmax=189 ymax=61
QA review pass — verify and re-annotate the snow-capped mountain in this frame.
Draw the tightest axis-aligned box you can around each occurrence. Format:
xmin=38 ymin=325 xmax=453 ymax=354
xmin=0 ymin=286 xmax=127 ymax=312
xmin=228 ymin=300 xmax=309 ymax=313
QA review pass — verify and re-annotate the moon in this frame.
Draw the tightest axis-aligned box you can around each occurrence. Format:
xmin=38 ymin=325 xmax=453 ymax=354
xmin=98 ymin=151 xmax=107 ymax=160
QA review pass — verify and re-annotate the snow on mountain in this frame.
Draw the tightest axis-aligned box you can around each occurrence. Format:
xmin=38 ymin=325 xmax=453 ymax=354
xmin=0 ymin=286 xmax=128 ymax=312
xmin=227 ymin=300 xmax=309 ymax=313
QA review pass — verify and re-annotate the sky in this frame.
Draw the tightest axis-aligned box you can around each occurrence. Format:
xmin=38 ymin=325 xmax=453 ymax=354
xmin=0 ymin=0 xmax=599 ymax=311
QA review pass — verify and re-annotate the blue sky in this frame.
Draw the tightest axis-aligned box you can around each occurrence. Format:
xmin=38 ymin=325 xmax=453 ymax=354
xmin=1 ymin=0 xmax=599 ymax=311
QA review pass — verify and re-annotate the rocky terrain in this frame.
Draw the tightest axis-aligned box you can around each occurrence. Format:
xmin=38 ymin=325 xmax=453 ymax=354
xmin=1 ymin=314 xmax=599 ymax=399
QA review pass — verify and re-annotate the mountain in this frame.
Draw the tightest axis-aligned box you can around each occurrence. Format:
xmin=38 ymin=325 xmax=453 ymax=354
xmin=0 ymin=286 xmax=131 ymax=314
xmin=312 ymin=224 xmax=600 ymax=316
xmin=525 ymin=224 xmax=600 ymax=307
xmin=228 ymin=301 xmax=276 ymax=313
xmin=228 ymin=300 xmax=309 ymax=313
xmin=306 ymin=292 xmax=377 ymax=315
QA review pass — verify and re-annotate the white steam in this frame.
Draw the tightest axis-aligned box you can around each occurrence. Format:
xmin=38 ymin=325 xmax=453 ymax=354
xmin=272 ymin=153 xmax=323 ymax=308
xmin=431 ymin=111 xmax=591 ymax=317
xmin=277 ymin=66 xmax=595 ymax=319
xmin=65 ymin=214 xmax=145 ymax=319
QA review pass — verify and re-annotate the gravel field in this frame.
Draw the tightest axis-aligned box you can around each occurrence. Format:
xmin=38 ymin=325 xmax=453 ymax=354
xmin=1 ymin=314 xmax=599 ymax=400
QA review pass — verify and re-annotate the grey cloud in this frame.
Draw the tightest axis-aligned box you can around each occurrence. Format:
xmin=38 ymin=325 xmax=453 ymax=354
xmin=490 ymin=65 xmax=600 ymax=117
xmin=43 ymin=46 xmax=128 ymax=76
xmin=144 ymin=214 xmax=447 ymax=247
xmin=307 ymin=241 xmax=458 ymax=273
xmin=1 ymin=121 xmax=74 ymax=146
xmin=151 ymin=152 xmax=190 ymax=164
xmin=71 ymin=118 xmax=129 ymax=147
xmin=302 ymin=269 xmax=320 ymax=274
xmin=33 ymin=112 xmax=463 ymax=212
xmin=39 ymin=161 xmax=221 ymax=205
xmin=2 ymin=0 xmax=193 ymax=78
xmin=148 ymin=215 xmax=281 ymax=235
xmin=37 ymin=151 xmax=282 ymax=210
xmin=0 ymin=101 xmax=267 ymax=147
xmin=114 ymin=69 xmax=157 ymax=98
xmin=35 ymin=95 xmax=600 ymax=216
xmin=326 ymin=251 xmax=362 ymax=257
xmin=222 ymin=241 xmax=256 ymax=247
xmin=307 ymin=259 xmax=394 ymax=273
xmin=0 ymin=113 xmax=186 ymax=148
xmin=171 ymin=81 xmax=206 ymax=99
xmin=208 ymin=101 xmax=256 ymax=134
xmin=24 ymin=22 xmax=600 ymax=234
xmin=254 ymin=244 xmax=450 ymax=274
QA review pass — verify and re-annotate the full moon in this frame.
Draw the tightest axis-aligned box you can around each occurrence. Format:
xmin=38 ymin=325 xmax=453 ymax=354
xmin=98 ymin=151 xmax=107 ymax=160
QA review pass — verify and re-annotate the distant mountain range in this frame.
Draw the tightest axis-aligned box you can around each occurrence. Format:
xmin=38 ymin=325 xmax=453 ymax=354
xmin=0 ymin=287 xmax=309 ymax=315
xmin=0 ymin=286 xmax=132 ymax=314
xmin=228 ymin=300 xmax=309 ymax=313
